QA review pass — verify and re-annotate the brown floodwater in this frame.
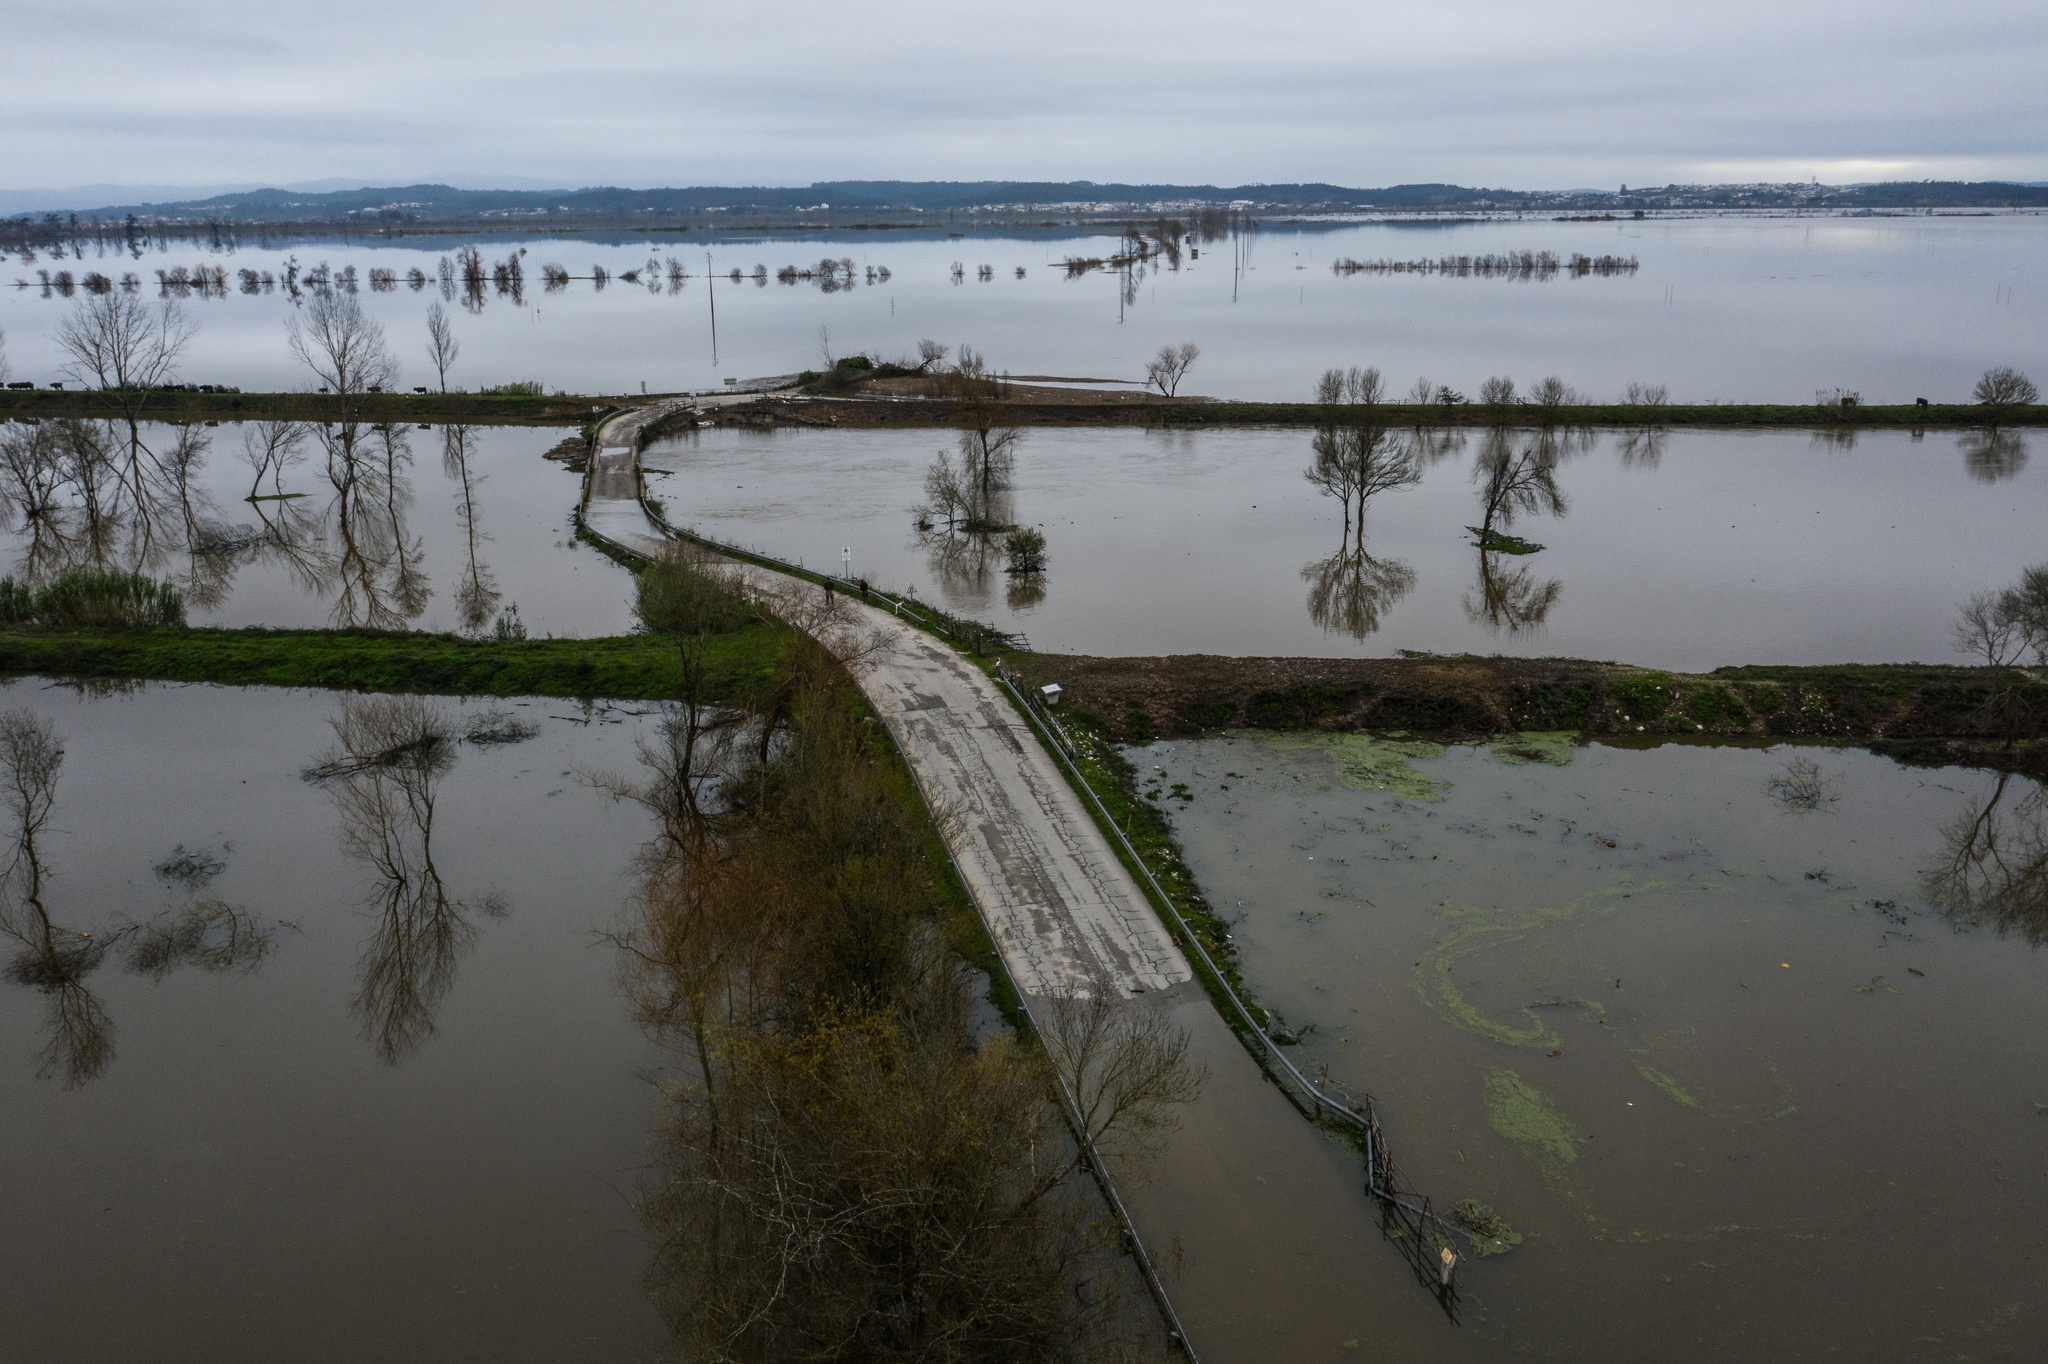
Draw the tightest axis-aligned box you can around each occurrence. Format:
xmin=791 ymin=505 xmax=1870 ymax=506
xmin=0 ymin=680 xmax=666 ymax=1362
xmin=1140 ymin=733 xmax=2048 ymax=1360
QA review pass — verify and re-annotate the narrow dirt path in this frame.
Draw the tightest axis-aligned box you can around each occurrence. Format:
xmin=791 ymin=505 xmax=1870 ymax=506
xmin=580 ymin=407 xmax=1460 ymax=1364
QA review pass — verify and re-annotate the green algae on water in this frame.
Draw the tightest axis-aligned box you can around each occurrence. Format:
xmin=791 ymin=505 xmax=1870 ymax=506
xmin=1490 ymin=730 xmax=1579 ymax=767
xmin=1241 ymin=730 xmax=1450 ymax=801
xmin=1484 ymin=1068 xmax=1584 ymax=1164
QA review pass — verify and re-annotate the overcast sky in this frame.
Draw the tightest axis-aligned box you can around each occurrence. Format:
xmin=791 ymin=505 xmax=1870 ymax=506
xmin=3 ymin=0 xmax=2042 ymax=199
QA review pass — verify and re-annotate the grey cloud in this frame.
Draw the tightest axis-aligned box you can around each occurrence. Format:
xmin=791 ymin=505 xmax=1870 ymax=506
xmin=0 ymin=0 xmax=2041 ymax=193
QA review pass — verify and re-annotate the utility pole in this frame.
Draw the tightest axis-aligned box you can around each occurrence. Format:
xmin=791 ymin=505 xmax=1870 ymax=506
xmin=706 ymin=252 xmax=718 ymax=367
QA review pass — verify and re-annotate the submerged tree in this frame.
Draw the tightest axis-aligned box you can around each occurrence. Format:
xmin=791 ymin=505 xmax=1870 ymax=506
xmin=1470 ymin=427 xmax=1571 ymax=543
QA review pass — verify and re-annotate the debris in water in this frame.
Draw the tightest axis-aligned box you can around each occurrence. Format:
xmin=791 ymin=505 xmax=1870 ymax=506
xmin=1449 ymin=1199 xmax=1524 ymax=1257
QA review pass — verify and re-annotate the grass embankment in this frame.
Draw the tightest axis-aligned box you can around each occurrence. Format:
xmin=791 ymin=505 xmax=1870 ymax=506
xmin=9 ymin=386 xmax=2042 ymax=430
xmin=1010 ymin=653 xmax=2048 ymax=778
xmin=0 ymin=624 xmax=786 ymax=701
xmin=0 ymin=389 xmax=605 ymax=426
xmin=739 ymin=394 xmax=2047 ymax=430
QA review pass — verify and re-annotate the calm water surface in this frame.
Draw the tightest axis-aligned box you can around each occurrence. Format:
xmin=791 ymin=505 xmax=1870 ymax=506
xmin=0 ymin=681 xmax=665 ymax=1362
xmin=0 ymin=421 xmax=633 ymax=637
xmin=1144 ymin=734 xmax=2048 ymax=1360
xmin=646 ymin=425 xmax=2042 ymax=668
xmin=4 ymin=217 xmax=2041 ymax=401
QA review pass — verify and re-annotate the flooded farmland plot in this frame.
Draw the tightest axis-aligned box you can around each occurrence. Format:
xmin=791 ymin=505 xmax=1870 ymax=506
xmin=0 ymin=680 xmax=666 ymax=1362
xmin=4 ymin=215 xmax=2041 ymax=401
xmin=0 ymin=421 xmax=633 ymax=637
xmin=1140 ymin=733 xmax=2048 ymax=1359
xmin=646 ymin=424 xmax=2043 ymax=668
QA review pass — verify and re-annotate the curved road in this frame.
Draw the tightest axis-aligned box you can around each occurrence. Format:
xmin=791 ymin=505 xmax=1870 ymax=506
xmin=581 ymin=404 xmax=1464 ymax=1364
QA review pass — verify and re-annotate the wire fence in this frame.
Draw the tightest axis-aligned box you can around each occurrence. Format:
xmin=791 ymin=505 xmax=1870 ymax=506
xmin=586 ymin=409 xmax=1471 ymax=1311
xmin=989 ymin=665 xmax=1473 ymax=1305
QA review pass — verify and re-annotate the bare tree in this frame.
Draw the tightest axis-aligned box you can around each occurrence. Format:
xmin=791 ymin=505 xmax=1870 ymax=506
xmin=1471 ymin=429 xmax=1569 ymax=541
xmin=1478 ymin=375 xmax=1516 ymax=406
xmin=1316 ymin=365 xmax=1384 ymax=406
xmin=53 ymin=292 xmax=194 ymax=494
xmin=916 ymin=338 xmax=950 ymax=372
xmin=1145 ymin=341 xmax=1199 ymax=397
xmin=955 ymin=423 xmax=1021 ymax=529
xmin=424 ymin=302 xmax=459 ymax=393
xmin=288 ymin=290 xmax=396 ymax=403
xmin=1952 ymin=588 xmax=2028 ymax=668
xmin=1305 ymin=423 xmax=1420 ymax=547
xmin=1623 ymin=381 xmax=1670 ymax=412
xmin=1974 ymin=366 xmax=2039 ymax=410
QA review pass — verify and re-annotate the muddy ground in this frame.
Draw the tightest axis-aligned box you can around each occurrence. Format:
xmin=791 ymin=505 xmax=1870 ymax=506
xmin=1007 ymin=652 xmax=2048 ymax=777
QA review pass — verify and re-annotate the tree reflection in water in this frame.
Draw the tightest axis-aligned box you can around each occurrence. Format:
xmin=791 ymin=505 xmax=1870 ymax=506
xmin=1923 ymin=772 xmax=2048 ymax=947
xmin=307 ymin=696 xmax=508 ymax=1063
xmin=1303 ymin=548 xmax=1416 ymax=639
xmin=1461 ymin=426 xmax=1575 ymax=635
xmin=1616 ymin=426 xmax=1668 ymax=469
xmin=1465 ymin=548 xmax=1563 ymax=635
xmin=1299 ymin=402 xmax=1421 ymax=639
xmin=1958 ymin=427 xmax=2029 ymax=484
xmin=0 ymin=708 xmax=115 ymax=1087
xmin=0 ymin=705 xmax=281 ymax=1087
xmin=441 ymin=423 xmax=501 ymax=633
xmin=0 ymin=413 xmax=521 ymax=633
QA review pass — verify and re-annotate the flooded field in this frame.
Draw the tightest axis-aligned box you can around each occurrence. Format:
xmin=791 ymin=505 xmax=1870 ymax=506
xmin=4 ymin=216 xmax=2042 ymax=402
xmin=0 ymin=421 xmax=633 ymax=637
xmin=646 ymin=424 xmax=2041 ymax=668
xmin=1141 ymin=733 xmax=2048 ymax=1360
xmin=0 ymin=680 xmax=671 ymax=1361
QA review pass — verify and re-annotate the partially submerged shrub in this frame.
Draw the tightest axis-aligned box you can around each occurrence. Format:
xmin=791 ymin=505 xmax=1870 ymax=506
xmin=1004 ymin=527 xmax=1047 ymax=575
xmin=28 ymin=569 xmax=185 ymax=628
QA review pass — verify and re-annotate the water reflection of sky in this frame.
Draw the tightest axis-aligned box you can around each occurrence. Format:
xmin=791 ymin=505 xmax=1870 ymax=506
xmin=647 ymin=424 xmax=2042 ymax=668
xmin=0 ymin=421 xmax=633 ymax=637
xmin=4 ymin=216 xmax=2042 ymax=401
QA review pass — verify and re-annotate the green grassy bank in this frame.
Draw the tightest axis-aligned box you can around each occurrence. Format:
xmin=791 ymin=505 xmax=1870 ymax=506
xmin=0 ymin=624 xmax=785 ymax=702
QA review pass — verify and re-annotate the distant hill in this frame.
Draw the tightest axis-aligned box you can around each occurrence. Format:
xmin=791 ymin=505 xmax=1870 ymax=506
xmin=9 ymin=178 xmax=2046 ymax=226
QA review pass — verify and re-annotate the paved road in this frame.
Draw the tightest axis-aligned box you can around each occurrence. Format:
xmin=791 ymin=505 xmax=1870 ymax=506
xmin=580 ymin=407 xmax=1457 ymax=1363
